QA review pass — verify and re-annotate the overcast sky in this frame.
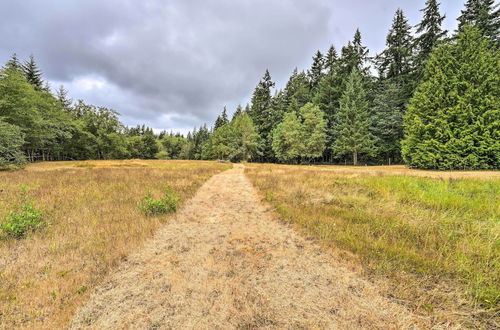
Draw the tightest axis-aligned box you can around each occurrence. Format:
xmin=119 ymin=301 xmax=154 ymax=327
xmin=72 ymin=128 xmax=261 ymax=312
xmin=0 ymin=0 xmax=465 ymax=134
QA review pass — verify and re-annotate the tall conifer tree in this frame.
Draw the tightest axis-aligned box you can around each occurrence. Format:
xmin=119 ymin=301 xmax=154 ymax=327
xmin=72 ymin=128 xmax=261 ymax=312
xmin=415 ymin=0 xmax=447 ymax=69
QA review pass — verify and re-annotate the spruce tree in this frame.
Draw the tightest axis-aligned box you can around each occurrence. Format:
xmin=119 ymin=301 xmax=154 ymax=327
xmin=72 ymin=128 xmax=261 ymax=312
xmin=332 ymin=69 xmax=375 ymax=165
xmin=415 ymin=0 xmax=447 ymax=70
xmin=22 ymin=55 xmax=43 ymax=90
xmin=402 ymin=26 xmax=499 ymax=170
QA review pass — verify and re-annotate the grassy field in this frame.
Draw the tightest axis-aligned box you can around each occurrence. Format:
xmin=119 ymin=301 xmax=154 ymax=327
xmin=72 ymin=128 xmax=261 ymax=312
xmin=245 ymin=164 xmax=499 ymax=328
xmin=0 ymin=160 xmax=230 ymax=329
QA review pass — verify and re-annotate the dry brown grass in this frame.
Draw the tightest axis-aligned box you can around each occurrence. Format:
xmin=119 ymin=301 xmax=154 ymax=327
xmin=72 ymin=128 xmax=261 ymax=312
xmin=70 ymin=165 xmax=422 ymax=329
xmin=0 ymin=160 xmax=230 ymax=329
xmin=245 ymin=163 xmax=500 ymax=328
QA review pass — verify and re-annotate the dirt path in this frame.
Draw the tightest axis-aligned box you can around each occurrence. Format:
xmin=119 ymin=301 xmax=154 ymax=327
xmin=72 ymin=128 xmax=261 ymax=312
xmin=71 ymin=165 xmax=422 ymax=329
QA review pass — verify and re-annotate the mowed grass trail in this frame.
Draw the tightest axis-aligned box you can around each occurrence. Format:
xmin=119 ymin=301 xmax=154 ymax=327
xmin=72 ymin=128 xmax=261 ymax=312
xmin=245 ymin=164 xmax=500 ymax=328
xmin=0 ymin=160 xmax=230 ymax=329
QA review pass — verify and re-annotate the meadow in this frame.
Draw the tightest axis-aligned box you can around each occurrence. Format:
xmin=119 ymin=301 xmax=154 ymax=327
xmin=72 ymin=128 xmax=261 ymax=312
xmin=245 ymin=164 xmax=500 ymax=328
xmin=0 ymin=160 xmax=230 ymax=329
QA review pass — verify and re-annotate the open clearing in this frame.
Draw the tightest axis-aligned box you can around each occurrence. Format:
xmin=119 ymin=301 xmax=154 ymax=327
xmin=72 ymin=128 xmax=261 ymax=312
xmin=0 ymin=160 xmax=229 ymax=329
xmin=1 ymin=161 xmax=498 ymax=328
xmin=246 ymin=164 xmax=499 ymax=328
xmin=70 ymin=164 xmax=424 ymax=329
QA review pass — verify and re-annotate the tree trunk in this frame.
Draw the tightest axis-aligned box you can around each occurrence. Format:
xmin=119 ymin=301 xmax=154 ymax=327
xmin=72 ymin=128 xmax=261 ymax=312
xmin=353 ymin=151 xmax=358 ymax=166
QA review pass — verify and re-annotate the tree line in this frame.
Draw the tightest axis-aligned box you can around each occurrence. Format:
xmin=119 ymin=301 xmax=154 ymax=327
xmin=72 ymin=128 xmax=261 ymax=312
xmin=205 ymin=0 xmax=498 ymax=169
xmin=1 ymin=0 xmax=498 ymax=170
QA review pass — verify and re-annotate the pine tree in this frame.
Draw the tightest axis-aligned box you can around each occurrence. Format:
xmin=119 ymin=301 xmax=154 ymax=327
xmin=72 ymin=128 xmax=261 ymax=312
xmin=332 ymin=69 xmax=375 ymax=165
xmin=22 ymin=55 xmax=43 ymax=90
xmin=457 ymin=0 xmax=499 ymax=43
xmin=308 ymin=50 xmax=324 ymax=93
xmin=415 ymin=0 xmax=447 ymax=70
xmin=376 ymin=9 xmax=415 ymax=80
xmin=402 ymin=26 xmax=499 ymax=170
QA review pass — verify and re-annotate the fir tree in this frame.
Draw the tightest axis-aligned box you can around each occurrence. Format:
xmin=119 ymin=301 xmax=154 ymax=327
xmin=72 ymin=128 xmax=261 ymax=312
xmin=376 ymin=9 xmax=415 ymax=80
xmin=5 ymin=53 xmax=22 ymax=72
xmin=415 ymin=0 xmax=448 ymax=69
xmin=332 ymin=69 xmax=375 ymax=165
xmin=338 ymin=29 xmax=369 ymax=78
xmin=284 ymin=69 xmax=311 ymax=113
xmin=324 ymin=45 xmax=338 ymax=74
xmin=457 ymin=0 xmax=499 ymax=43
xmin=214 ymin=106 xmax=229 ymax=130
xmin=56 ymin=85 xmax=73 ymax=110
xmin=402 ymin=26 xmax=499 ymax=170
xmin=308 ymin=50 xmax=324 ymax=93
xmin=232 ymin=104 xmax=243 ymax=120
xmin=371 ymin=80 xmax=406 ymax=164
xmin=22 ymin=55 xmax=43 ymax=90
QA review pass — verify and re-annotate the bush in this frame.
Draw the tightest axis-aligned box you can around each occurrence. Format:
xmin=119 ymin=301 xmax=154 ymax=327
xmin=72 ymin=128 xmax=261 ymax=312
xmin=138 ymin=187 xmax=180 ymax=216
xmin=1 ymin=185 xmax=44 ymax=239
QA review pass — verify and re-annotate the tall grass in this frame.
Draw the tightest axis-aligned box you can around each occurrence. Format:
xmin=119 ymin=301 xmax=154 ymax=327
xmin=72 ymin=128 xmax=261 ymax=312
xmin=246 ymin=164 xmax=499 ymax=327
xmin=0 ymin=160 xmax=230 ymax=329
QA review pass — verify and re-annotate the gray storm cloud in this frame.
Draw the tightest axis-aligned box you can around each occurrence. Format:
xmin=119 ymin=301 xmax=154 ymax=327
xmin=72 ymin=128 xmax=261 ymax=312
xmin=0 ymin=0 xmax=462 ymax=132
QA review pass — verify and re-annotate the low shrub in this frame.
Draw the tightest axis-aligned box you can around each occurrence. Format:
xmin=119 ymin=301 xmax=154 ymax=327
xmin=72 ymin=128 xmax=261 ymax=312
xmin=138 ymin=187 xmax=180 ymax=216
xmin=1 ymin=185 xmax=44 ymax=239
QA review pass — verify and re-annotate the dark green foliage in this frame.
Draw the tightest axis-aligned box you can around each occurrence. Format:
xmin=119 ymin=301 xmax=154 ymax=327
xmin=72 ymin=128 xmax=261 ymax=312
xmin=376 ymin=8 xmax=415 ymax=95
xmin=457 ymin=0 xmax=499 ymax=43
xmin=214 ymin=106 xmax=229 ymax=130
xmin=338 ymin=29 xmax=370 ymax=78
xmin=402 ymin=27 xmax=499 ymax=170
xmin=371 ymin=81 xmax=406 ymax=164
xmin=22 ymin=55 xmax=43 ymax=90
xmin=284 ymin=69 xmax=311 ymax=113
xmin=415 ymin=0 xmax=447 ymax=72
xmin=1 ymin=185 xmax=44 ymax=239
xmin=308 ymin=50 xmax=324 ymax=93
xmin=0 ymin=121 xmax=26 ymax=167
xmin=332 ymin=69 xmax=375 ymax=165
xmin=138 ymin=187 xmax=180 ymax=216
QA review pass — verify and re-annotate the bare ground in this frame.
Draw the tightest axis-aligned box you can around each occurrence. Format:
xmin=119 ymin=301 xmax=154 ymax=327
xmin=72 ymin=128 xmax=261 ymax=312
xmin=70 ymin=165 xmax=425 ymax=329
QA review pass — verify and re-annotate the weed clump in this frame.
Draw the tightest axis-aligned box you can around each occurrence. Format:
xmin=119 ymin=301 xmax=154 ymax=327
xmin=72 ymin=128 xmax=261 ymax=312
xmin=138 ymin=187 xmax=180 ymax=216
xmin=1 ymin=185 xmax=44 ymax=239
